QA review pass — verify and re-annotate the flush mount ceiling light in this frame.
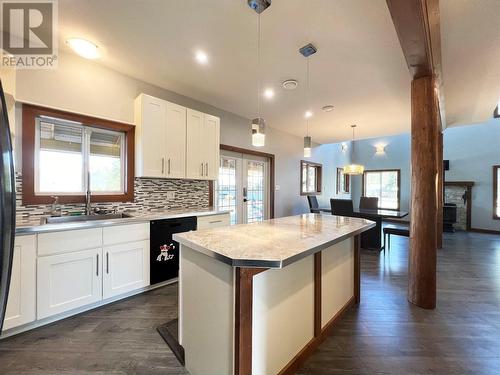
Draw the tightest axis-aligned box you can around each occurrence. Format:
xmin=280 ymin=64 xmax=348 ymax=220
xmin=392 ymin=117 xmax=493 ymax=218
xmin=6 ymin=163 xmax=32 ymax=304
xmin=66 ymin=38 xmax=100 ymax=59
xmin=322 ymin=105 xmax=334 ymax=112
xmin=263 ymin=88 xmax=275 ymax=99
xmin=282 ymin=79 xmax=298 ymax=90
xmin=343 ymin=124 xmax=365 ymax=175
xmin=195 ymin=50 xmax=208 ymax=65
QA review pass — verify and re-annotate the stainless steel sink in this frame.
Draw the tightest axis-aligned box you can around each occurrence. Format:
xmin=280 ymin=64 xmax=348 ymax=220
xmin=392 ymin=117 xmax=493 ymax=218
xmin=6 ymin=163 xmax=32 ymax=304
xmin=40 ymin=213 xmax=133 ymax=225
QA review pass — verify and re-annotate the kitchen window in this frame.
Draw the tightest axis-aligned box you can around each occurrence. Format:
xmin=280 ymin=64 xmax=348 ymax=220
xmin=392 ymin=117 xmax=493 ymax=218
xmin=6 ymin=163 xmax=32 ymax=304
xmin=22 ymin=104 xmax=135 ymax=204
xmin=300 ymin=160 xmax=322 ymax=195
xmin=336 ymin=167 xmax=350 ymax=194
xmin=362 ymin=169 xmax=400 ymax=210
xmin=494 ymin=166 xmax=500 ymax=219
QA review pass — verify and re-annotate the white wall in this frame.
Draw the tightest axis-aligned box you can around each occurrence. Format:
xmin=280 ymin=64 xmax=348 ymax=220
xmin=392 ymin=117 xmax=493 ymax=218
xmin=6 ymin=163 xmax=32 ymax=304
xmin=345 ymin=118 xmax=500 ymax=231
xmin=4 ymin=51 xmax=335 ymax=218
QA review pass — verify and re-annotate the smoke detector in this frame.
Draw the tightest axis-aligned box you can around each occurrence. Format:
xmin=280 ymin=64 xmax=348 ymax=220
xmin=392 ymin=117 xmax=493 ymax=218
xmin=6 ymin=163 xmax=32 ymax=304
xmin=248 ymin=0 xmax=271 ymax=14
xmin=282 ymin=79 xmax=298 ymax=90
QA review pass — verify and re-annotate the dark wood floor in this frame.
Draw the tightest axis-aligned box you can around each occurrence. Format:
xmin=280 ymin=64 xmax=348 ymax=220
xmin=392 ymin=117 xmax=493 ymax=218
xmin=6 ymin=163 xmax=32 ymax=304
xmin=1 ymin=231 xmax=500 ymax=374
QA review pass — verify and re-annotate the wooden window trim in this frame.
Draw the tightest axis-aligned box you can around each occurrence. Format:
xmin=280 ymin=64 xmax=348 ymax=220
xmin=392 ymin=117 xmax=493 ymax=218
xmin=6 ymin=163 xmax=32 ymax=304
xmin=361 ymin=169 xmax=401 ymax=211
xmin=336 ymin=167 xmax=350 ymax=194
xmin=22 ymin=104 xmax=135 ymax=205
xmin=300 ymin=160 xmax=322 ymax=196
xmin=494 ymin=166 xmax=500 ymax=220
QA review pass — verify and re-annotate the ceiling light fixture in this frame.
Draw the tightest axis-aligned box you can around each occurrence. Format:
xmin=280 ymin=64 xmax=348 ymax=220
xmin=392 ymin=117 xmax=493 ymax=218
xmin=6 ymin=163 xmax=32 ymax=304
xmin=195 ymin=50 xmax=208 ymax=65
xmin=250 ymin=1 xmax=270 ymax=147
xmin=343 ymin=125 xmax=365 ymax=175
xmin=282 ymin=79 xmax=298 ymax=90
xmin=263 ymin=88 xmax=275 ymax=99
xmin=300 ymin=42 xmax=317 ymax=158
xmin=322 ymin=105 xmax=334 ymax=112
xmin=66 ymin=38 xmax=100 ymax=59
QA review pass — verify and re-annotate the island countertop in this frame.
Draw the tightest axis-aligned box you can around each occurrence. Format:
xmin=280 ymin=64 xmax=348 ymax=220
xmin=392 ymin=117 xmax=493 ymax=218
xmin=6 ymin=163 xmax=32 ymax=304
xmin=173 ymin=213 xmax=375 ymax=268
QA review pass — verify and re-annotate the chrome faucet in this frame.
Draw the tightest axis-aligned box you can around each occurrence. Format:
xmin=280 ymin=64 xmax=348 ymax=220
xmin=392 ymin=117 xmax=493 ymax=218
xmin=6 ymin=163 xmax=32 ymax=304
xmin=85 ymin=173 xmax=93 ymax=215
xmin=45 ymin=196 xmax=61 ymax=217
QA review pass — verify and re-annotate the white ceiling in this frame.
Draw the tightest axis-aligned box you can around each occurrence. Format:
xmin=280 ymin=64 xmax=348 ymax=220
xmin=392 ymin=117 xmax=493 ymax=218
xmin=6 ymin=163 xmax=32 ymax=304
xmin=58 ymin=0 xmax=500 ymax=144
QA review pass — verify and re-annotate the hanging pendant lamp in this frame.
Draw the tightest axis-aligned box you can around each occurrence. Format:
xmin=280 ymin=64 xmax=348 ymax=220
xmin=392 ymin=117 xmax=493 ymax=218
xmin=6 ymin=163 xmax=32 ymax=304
xmin=343 ymin=124 xmax=365 ymax=175
xmin=251 ymin=10 xmax=266 ymax=147
xmin=300 ymin=43 xmax=317 ymax=157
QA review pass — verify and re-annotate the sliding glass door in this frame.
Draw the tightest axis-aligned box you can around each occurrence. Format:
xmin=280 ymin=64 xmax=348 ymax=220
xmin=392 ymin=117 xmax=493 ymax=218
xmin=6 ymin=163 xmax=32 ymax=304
xmin=217 ymin=154 xmax=269 ymax=225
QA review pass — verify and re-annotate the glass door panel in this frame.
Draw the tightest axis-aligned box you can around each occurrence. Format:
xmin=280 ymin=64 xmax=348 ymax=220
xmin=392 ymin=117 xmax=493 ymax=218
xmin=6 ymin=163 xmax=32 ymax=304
xmin=244 ymin=160 xmax=266 ymax=223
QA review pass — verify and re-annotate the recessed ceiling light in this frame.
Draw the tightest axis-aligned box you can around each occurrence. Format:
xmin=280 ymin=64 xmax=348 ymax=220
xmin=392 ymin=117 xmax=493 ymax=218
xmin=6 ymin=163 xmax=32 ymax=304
xmin=282 ymin=79 xmax=298 ymax=90
xmin=66 ymin=38 xmax=100 ymax=59
xmin=322 ymin=105 xmax=334 ymax=112
xmin=304 ymin=110 xmax=313 ymax=119
xmin=263 ymin=88 xmax=275 ymax=99
xmin=195 ymin=50 xmax=208 ymax=65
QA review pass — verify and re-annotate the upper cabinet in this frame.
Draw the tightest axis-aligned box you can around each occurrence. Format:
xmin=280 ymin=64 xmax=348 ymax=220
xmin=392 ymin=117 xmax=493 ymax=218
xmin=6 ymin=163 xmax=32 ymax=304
xmin=134 ymin=94 xmax=219 ymax=180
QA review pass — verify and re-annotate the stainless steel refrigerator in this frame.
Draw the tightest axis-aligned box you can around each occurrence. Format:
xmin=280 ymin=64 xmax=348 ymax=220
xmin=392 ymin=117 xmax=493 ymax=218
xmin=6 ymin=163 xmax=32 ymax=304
xmin=0 ymin=79 xmax=16 ymax=333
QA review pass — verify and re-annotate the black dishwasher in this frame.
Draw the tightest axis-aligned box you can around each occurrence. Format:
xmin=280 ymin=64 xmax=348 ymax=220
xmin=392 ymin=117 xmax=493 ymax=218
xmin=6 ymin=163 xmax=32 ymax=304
xmin=150 ymin=216 xmax=197 ymax=285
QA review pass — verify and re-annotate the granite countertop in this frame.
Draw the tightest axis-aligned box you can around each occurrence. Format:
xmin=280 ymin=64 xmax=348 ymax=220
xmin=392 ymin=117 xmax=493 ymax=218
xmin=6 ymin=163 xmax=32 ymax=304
xmin=15 ymin=207 xmax=229 ymax=235
xmin=174 ymin=213 xmax=375 ymax=268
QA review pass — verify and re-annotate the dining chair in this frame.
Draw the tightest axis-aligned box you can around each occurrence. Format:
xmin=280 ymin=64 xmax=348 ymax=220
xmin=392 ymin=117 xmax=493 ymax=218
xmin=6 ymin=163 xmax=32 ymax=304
xmin=307 ymin=196 xmax=320 ymax=213
xmin=330 ymin=199 xmax=354 ymax=216
xmin=359 ymin=197 xmax=379 ymax=210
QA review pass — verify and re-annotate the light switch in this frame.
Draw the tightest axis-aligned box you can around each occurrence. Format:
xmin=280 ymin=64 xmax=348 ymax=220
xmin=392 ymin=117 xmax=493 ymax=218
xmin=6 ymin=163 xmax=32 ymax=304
xmin=275 ymin=185 xmax=280 ymax=191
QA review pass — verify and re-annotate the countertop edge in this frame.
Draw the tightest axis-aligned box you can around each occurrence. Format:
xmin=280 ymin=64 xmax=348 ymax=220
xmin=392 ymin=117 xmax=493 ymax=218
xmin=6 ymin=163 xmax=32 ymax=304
xmin=174 ymin=220 xmax=376 ymax=269
xmin=15 ymin=210 xmax=230 ymax=235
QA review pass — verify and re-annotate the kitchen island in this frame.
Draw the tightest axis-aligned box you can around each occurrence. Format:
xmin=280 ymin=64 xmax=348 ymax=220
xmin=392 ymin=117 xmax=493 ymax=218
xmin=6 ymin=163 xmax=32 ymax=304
xmin=174 ymin=213 xmax=375 ymax=375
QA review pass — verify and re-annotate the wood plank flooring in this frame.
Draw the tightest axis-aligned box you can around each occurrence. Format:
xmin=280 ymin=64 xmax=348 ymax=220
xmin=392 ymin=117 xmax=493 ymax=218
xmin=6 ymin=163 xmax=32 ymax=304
xmin=1 ymin=230 xmax=499 ymax=374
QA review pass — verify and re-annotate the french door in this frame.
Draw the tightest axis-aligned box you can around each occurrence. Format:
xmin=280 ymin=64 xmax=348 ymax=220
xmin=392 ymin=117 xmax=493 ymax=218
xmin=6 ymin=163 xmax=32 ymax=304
xmin=217 ymin=154 xmax=269 ymax=225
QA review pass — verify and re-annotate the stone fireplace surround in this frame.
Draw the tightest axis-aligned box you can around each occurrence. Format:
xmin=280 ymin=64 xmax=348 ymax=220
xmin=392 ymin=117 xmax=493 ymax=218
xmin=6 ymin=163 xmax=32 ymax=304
xmin=444 ymin=181 xmax=474 ymax=231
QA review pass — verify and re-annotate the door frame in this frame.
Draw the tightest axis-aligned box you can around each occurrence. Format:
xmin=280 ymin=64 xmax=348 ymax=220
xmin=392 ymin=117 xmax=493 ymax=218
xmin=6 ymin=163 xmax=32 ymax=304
xmin=210 ymin=144 xmax=275 ymax=219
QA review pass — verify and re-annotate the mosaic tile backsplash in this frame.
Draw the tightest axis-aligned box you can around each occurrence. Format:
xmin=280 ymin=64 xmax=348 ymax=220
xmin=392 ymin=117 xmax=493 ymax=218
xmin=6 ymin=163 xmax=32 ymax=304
xmin=15 ymin=173 xmax=210 ymax=223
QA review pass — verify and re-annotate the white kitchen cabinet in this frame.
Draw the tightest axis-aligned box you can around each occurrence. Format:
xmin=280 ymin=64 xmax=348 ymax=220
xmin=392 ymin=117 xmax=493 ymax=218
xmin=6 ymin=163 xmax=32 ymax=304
xmin=103 ymin=240 xmax=150 ymax=299
xmin=186 ymin=109 xmax=220 ymax=180
xmin=165 ymin=102 xmax=187 ymax=178
xmin=3 ymin=235 xmax=36 ymax=330
xmin=135 ymin=94 xmax=168 ymax=178
xmin=37 ymin=248 xmax=102 ymax=319
xmin=197 ymin=213 xmax=230 ymax=230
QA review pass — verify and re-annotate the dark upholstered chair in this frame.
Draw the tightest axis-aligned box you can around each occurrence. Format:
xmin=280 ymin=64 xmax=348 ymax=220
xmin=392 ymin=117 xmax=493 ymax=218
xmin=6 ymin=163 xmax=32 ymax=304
xmin=307 ymin=196 xmax=331 ymax=214
xmin=383 ymin=225 xmax=410 ymax=251
xmin=359 ymin=197 xmax=379 ymax=210
xmin=330 ymin=199 xmax=354 ymax=216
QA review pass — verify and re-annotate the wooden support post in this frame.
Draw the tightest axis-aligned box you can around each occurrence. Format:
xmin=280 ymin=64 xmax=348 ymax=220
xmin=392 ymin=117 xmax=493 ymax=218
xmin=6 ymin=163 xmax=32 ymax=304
xmin=354 ymin=235 xmax=361 ymax=305
xmin=409 ymin=76 xmax=438 ymax=309
xmin=313 ymin=252 xmax=322 ymax=337
xmin=437 ymin=131 xmax=444 ymax=249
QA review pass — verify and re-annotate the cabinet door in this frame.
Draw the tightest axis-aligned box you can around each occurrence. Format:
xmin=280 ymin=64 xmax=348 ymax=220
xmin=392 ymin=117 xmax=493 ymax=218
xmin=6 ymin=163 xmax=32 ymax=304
xmin=165 ymin=102 xmax=187 ymax=179
xmin=186 ymin=109 xmax=205 ymax=179
xmin=3 ymin=236 xmax=36 ymax=330
xmin=136 ymin=95 xmax=167 ymax=177
xmin=203 ymin=114 xmax=220 ymax=180
xmin=103 ymin=240 xmax=150 ymax=299
xmin=37 ymin=248 xmax=102 ymax=319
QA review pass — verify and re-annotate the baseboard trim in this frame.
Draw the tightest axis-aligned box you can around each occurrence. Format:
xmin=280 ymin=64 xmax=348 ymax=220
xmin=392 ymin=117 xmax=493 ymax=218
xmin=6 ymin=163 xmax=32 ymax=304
xmin=469 ymin=228 xmax=500 ymax=235
xmin=278 ymin=296 xmax=355 ymax=375
xmin=1 ymin=279 xmax=177 ymax=339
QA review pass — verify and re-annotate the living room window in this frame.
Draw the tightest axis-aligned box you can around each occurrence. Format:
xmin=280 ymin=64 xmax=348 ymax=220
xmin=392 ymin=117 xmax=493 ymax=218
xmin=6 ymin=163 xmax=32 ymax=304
xmin=336 ymin=167 xmax=350 ymax=194
xmin=300 ymin=160 xmax=322 ymax=195
xmin=494 ymin=166 xmax=500 ymax=219
xmin=22 ymin=104 xmax=135 ymax=204
xmin=362 ymin=169 xmax=400 ymax=210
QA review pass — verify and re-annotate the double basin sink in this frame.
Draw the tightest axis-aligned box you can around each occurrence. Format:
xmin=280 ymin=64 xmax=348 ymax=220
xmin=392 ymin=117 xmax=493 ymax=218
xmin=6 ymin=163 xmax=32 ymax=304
xmin=40 ymin=213 xmax=133 ymax=225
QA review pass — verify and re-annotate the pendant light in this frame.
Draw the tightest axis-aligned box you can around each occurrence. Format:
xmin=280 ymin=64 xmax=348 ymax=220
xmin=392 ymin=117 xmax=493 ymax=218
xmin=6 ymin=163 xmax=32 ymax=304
xmin=300 ymin=43 xmax=317 ymax=157
xmin=343 ymin=125 xmax=365 ymax=175
xmin=251 ymin=11 xmax=266 ymax=147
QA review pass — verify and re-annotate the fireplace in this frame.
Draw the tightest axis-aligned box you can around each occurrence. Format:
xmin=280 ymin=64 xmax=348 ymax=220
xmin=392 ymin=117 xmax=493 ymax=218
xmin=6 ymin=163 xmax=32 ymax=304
xmin=443 ymin=203 xmax=457 ymax=232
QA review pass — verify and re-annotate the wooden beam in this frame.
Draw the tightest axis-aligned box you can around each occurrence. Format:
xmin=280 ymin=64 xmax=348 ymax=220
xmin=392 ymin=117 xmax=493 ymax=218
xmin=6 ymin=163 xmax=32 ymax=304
xmin=386 ymin=0 xmax=446 ymax=129
xmin=409 ymin=76 xmax=439 ymax=309
xmin=313 ymin=252 xmax=322 ymax=337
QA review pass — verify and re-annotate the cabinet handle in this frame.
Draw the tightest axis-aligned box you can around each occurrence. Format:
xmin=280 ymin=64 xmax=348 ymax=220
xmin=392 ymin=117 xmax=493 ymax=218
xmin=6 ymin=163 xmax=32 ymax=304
xmin=96 ymin=254 xmax=99 ymax=276
xmin=209 ymin=220 xmax=222 ymax=224
xmin=162 ymin=158 xmax=165 ymax=174
xmin=168 ymin=158 xmax=171 ymax=174
xmin=205 ymin=162 xmax=208 ymax=176
xmin=106 ymin=252 xmax=109 ymax=274
xmin=200 ymin=163 xmax=204 ymax=176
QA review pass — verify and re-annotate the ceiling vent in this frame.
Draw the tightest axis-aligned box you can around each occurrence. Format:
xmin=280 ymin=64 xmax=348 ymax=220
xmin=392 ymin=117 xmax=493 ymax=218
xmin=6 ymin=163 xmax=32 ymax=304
xmin=299 ymin=43 xmax=317 ymax=58
xmin=282 ymin=79 xmax=298 ymax=90
xmin=247 ymin=0 xmax=271 ymax=14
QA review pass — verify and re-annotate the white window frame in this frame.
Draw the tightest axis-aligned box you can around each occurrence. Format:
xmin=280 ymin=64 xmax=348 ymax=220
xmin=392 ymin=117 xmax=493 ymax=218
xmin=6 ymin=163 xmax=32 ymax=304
xmin=34 ymin=116 xmax=126 ymax=196
xmin=362 ymin=169 xmax=401 ymax=210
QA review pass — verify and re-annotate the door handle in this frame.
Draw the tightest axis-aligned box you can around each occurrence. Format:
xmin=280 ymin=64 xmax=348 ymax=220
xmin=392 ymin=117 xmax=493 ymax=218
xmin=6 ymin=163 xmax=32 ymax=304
xmin=168 ymin=158 xmax=171 ymax=174
xmin=162 ymin=158 xmax=165 ymax=174
xmin=96 ymin=254 xmax=99 ymax=276
xmin=243 ymin=187 xmax=248 ymax=202
xmin=106 ymin=252 xmax=109 ymax=274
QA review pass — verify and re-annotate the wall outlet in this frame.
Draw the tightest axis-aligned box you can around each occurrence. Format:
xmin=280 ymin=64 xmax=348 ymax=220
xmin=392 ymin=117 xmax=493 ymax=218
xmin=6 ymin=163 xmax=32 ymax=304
xmin=166 ymin=191 xmax=175 ymax=200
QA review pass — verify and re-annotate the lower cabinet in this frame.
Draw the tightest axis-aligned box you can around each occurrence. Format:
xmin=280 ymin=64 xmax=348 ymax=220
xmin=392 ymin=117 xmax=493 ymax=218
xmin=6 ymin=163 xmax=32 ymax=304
xmin=3 ymin=235 xmax=36 ymax=330
xmin=197 ymin=213 xmax=231 ymax=230
xmin=103 ymin=240 xmax=150 ymax=299
xmin=37 ymin=248 xmax=102 ymax=320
